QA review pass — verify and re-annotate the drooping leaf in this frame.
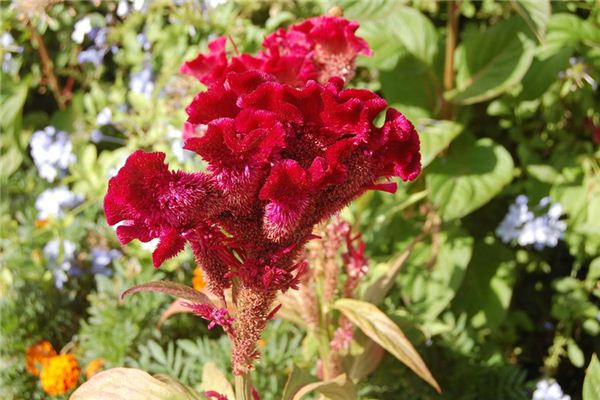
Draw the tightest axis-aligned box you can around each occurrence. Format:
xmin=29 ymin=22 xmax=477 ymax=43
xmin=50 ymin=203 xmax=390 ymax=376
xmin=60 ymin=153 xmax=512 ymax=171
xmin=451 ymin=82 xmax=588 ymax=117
xmin=334 ymin=298 xmax=441 ymax=393
xmin=446 ymin=17 xmax=536 ymax=104
xmin=121 ymin=281 xmax=214 ymax=306
xmin=583 ymin=354 xmax=600 ymax=400
xmin=510 ymin=0 xmax=551 ymax=43
xmin=199 ymin=362 xmax=235 ymax=400
xmin=418 ymin=120 xmax=464 ymax=168
xmin=427 ymin=137 xmax=514 ymax=221
xmin=70 ymin=368 xmax=201 ymax=400
xmin=290 ymin=373 xmax=356 ymax=400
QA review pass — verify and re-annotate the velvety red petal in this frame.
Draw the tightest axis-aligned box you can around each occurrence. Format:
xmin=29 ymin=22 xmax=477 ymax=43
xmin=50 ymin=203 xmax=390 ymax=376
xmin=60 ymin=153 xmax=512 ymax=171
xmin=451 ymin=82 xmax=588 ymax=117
xmin=152 ymin=228 xmax=186 ymax=268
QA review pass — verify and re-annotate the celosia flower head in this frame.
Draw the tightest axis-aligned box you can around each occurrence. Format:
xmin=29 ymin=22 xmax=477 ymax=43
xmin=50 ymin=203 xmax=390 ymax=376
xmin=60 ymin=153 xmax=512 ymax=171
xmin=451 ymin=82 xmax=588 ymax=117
xmin=105 ymin=14 xmax=421 ymax=375
xmin=180 ymin=16 xmax=371 ymax=88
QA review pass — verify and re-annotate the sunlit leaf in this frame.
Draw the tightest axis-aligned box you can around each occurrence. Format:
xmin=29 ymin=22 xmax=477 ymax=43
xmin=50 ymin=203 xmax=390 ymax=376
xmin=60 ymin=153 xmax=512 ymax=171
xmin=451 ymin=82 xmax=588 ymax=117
xmin=583 ymin=354 xmax=600 ymax=400
xmin=334 ymin=298 xmax=441 ymax=393
xmin=427 ymin=137 xmax=514 ymax=220
xmin=290 ymin=373 xmax=356 ymax=400
xmin=446 ymin=17 xmax=536 ymax=104
xmin=70 ymin=368 xmax=201 ymax=400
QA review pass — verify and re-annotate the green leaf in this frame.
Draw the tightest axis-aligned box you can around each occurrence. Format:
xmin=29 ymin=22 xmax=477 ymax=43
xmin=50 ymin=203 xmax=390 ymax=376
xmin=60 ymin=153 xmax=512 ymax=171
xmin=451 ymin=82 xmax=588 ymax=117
xmin=452 ymin=241 xmax=517 ymax=330
xmin=281 ymin=365 xmax=317 ymax=400
xmin=343 ymin=0 xmax=438 ymax=68
xmin=381 ymin=55 xmax=441 ymax=120
xmin=290 ymin=374 xmax=356 ymax=400
xmin=334 ymin=298 xmax=441 ymax=393
xmin=427 ymin=137 xmax=514 ymax=220
xmin=418 ymin=120 xmax=464 ymax=168
xmin=567 ymin=339 xmax=585 ymax=368
xmin=199 ymin=362 xmax=235 ymax=400
xmin=0 ymin=83 xmax=27 ymax=128
xmin=398 ymin=227 xmax=474 ymax=320
xmin=70 ymin=368 xmax=201 ymax=400
xmin=510 ymin=0 xmax=551 ymax=43
xmin=121 ymin=281 xmax=214 ymax=306
xmin=447 ymin=17 xmax=536 ymax=104
xmin=583 ymin=354 xmax=600 ymax=400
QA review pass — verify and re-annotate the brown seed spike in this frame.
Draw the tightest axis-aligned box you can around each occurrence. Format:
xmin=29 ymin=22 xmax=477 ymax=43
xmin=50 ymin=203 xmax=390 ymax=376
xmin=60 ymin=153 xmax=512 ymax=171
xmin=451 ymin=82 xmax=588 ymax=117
xmin=327 ymin=6 xmax=343 ymax=17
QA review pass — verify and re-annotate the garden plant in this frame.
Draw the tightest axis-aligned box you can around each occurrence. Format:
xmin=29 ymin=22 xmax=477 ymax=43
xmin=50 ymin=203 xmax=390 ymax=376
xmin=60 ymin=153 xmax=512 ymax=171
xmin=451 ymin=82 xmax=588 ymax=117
xmin=0 ymin=0 xmax=599 ymax=399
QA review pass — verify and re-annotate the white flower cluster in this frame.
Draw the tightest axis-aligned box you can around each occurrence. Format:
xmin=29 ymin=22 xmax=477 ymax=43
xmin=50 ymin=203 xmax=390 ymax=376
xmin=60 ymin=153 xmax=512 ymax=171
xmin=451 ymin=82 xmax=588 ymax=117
xmin=43 ymin=239 xmax=77 ymax=289
xmin=532 ymin=378 xmax=570 ymax=400
xmin=35 ymin=187 xmax=83 ymax=220
xmin=496 ymin=195 xmax=566 ymax=250
xmin=30 ymin=126 xmax=75 ymax=182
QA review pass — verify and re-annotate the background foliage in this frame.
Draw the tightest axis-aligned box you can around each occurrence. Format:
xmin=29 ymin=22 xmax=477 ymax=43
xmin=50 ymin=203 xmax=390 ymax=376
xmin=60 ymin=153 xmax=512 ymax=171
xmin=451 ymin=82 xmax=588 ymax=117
xmin=0 ymin=0 xmax=598 ymax=399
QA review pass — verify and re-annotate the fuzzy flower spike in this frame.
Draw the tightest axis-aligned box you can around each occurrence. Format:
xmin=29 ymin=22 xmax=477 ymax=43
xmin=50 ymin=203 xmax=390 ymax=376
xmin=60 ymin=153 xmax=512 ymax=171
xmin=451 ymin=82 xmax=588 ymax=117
xmin=105 ymin=15 xmax=421 ymax=375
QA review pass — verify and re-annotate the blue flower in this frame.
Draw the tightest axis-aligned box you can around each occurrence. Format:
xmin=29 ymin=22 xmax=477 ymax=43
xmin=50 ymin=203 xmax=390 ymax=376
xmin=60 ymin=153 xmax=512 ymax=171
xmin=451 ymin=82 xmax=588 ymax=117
xmin=90 ymin=247 xmax=121 ymax=276
xmin=30 ymin=126 xmax=76 ymax=182
xmin=35 ymin=187 xmax=83 ymax=220
xmin=43 ymin=239 xmax=78 ymax=289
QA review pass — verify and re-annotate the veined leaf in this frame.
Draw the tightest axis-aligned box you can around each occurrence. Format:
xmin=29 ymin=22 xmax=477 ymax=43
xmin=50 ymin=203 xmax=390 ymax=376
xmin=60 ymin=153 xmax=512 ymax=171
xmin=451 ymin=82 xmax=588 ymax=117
xmin=121 ymin=280 xmax=214 ymax=306
xmin=447 ymin=17 xmax=536 ymax=104
xmin=282 ymin=365 xmax=317 ymax=400
xmin=70 ymin=368 xmax=201 ymax=400
xmin=417 ymin=120 xmax=464 ymax=168
xmin=427 ymin=137 xmax=514 ymax=221
xmin=510 ymin=0 xmax=551 ymax=43
xmin=334 ymin=298 xmax=441 ymax=393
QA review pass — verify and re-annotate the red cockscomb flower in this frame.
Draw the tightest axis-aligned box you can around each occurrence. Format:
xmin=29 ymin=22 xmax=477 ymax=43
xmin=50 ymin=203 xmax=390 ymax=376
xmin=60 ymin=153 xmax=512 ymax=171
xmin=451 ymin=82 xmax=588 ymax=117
xmin=180 ymin=16 xmax=371 ymax=88
xmin=105 ymin=15 xmax=421 ymax=375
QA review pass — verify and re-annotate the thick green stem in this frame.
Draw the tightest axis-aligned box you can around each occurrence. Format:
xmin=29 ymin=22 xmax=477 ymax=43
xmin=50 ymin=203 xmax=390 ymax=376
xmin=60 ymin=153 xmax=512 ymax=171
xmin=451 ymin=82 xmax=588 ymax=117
xmin=235 ymin=373 xmax=252 ymax=400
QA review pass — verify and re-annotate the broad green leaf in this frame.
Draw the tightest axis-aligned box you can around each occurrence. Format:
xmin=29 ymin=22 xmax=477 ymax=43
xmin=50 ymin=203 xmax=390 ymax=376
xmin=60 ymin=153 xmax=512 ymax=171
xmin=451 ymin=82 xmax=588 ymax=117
xmin=417 ymin=120 xmax=464 ymax=168
xmin=427 ymin=138 xmax=514 ymax=220
xmin=447 ymin=17 xmax=536 ymax=104
xmin=518 ymin=46 xmax=571 ymax=101
xmin=452 ymin=241 xmax=517 ymax=330
xmin=545 ymin=13 xmax=584 ymax=52
xmin=199 ymin=362 xmax=235 ymax=400
xmin=281 ymin=365 xmax=317 ymax=400
xmin=334 ymin=298 xmax=441 ymax=393
xmin=343 ymin=0 xmax=438 ymax=69
xmin=583 ymin=354 xmax=600 ymax=400
xmin=0 ymin=146 xmax=23 ymax=179
xmin=510 ymin=0 xmax=551 ymax=43
xmin=397 ymin=227 xmax=474 ymax=320
xmin=70 ymin=368 xmax=201 ymax=400
xmin=291 ymin=373 xmax=356 ymax=400
xmin=121 ymin=281 xmax=214 ymax=306
xmin=381 ymin=54 xmax=440 ymax=120
xmin=0 ymin=83 xmax=27 ymax=128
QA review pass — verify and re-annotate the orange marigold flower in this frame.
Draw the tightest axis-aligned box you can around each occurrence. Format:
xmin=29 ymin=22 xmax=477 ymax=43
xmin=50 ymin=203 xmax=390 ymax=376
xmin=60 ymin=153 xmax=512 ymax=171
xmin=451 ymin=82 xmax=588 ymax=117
xmin=193 ymin=266 xmax=206 ymax=291
xmin=40 ymin=354 xmax=80 ymax=396
xmin=26 ymin=340 xmax=57 ymax=376
xmin=85 ymin=358 xmax=104 ymax=379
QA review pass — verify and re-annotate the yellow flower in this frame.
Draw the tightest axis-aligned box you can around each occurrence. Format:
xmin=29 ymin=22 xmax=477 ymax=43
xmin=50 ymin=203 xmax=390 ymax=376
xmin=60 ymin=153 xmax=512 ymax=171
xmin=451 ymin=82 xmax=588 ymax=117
xmin=26 ymin=340 xmax=56 ymax=376
xmin=85 ymin=358 xmax=104 ymax=379
xmin=193 ymin=266 xmax=206 ymax=291
xmin=40 ymin=354 xmax=80 ymax=396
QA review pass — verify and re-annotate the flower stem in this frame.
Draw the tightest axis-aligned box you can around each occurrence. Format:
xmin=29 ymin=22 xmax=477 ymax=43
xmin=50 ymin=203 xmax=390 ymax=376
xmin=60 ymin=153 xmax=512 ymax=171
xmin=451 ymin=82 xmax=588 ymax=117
xmin=440 ymin=0 xmax=459 ymax=120
xmin=235 ymin=373 xmax=252 ymax=400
